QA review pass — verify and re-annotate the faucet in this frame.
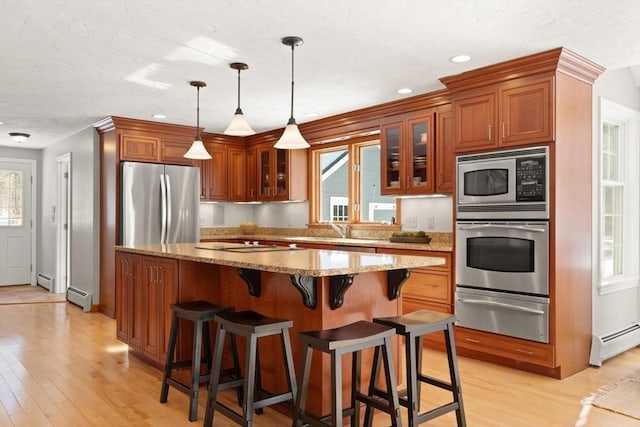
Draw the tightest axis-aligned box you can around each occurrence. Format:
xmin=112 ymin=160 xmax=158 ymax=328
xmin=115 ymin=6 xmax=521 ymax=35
xmin=328 ymin=220 xmax=349 ymax=238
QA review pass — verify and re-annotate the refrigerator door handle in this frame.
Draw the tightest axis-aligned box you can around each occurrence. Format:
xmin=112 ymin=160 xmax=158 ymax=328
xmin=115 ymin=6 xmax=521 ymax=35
xmin=160 ymin=173 xmax=167 ymax=244
xmin=165 ymin=173 xmax=172 ymax=242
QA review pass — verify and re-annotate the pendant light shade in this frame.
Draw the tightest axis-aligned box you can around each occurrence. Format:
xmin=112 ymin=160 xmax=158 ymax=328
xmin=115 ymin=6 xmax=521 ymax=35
xmin=224 ymin=62 xmax=255 ymax=136
xmin=184 ymin=81 xmax=212 ymax=160
xmin=274 ymin=36 xmax=309 ymax=150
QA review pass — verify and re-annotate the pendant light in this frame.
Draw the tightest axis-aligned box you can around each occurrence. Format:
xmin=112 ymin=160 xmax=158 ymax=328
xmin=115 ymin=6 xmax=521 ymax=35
xmin=224 ymin=62 xmax=255 ymax=136
xmin=183 ymin=81 xmax=212 ymax=160
xmin=274 ymin=36 xmax=310 ymax=149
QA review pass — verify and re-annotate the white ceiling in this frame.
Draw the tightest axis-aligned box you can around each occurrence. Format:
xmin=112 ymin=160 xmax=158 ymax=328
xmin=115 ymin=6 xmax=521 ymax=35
xmin=1 ymin=0 xmax=640 ymax=149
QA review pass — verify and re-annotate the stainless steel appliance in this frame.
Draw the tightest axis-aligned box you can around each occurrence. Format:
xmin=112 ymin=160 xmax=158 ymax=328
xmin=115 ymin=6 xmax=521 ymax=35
xmin=455 ymin=146 xmax=551 ymax=343
xmin=121 ymin=162 xmax=200 ymax=246
xmin=457 ymin=146 xmax=548 ymax=219
xmin=456 ymin=221 xmax=548 ymax=295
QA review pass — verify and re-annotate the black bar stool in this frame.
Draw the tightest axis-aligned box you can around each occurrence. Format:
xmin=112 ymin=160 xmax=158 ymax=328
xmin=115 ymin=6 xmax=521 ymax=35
xmin=293 ymin=320 xmax=403 ymax=427
xmin=366 ymin=310 xmax=466 ymax=426
xmin=204 ymin=310 xmax=297 ymax=427
xmin=159 ymin=300 xmax=240 ymax=422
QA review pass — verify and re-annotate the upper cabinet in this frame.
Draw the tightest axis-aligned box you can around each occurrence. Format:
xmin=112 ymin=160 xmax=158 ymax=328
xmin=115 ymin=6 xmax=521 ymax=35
xmin=451 ymin=75 xmax=554 ymax=152
xmin=381 ymin=113 xmax=435 ymax=195
xmin=380 ymin=104 xmax=454 ymax=196
xmin=120 ymin=134 xmax=193 ymax=165
xmin=253 ymin=142 xmax=307 ymax=202
xmin=198 ymin=137 xmax=246 ymax=202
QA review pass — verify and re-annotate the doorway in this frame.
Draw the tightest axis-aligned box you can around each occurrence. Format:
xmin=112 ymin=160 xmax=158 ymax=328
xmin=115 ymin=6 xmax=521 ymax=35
xmin=0 ymin=158 xmax=36 ymax=286
xmin=56 ymin=153 xmax=71 ymax=294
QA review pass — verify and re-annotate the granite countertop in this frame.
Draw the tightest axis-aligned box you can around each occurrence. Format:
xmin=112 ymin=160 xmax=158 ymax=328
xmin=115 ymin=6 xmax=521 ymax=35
xmin=202 ymin=234 xmax=453 ymax=252
xmin=116 ymin=242 xmax=446 ymax=276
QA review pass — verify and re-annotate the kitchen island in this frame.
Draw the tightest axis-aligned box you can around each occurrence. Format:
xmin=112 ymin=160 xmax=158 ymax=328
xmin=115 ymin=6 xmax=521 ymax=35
xmin=115 ymin=242 xmax=445 ymax=417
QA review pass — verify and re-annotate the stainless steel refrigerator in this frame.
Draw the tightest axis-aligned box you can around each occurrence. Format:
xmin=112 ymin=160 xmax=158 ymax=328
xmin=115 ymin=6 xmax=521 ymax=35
xmin=121 ymin=161 xmax=200 ymax=246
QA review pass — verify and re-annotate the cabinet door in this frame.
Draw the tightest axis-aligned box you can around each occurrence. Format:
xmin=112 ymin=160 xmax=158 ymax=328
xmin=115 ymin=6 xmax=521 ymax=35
xmin=406 ymin=115 xmax=435 ymax=194
xmin=453 ymin=91 xmax=497 ymax=152
xmin=228 ymin=147 xmax=247 ymax=201
xmin=115 ymin=252 xmax=129 ymax=343
xmin=128 ymin=255 xmax=143 ymax=351
xmin=160 ymin=139 xmax=193 ymax=165
xmin=120 ymin=135 xmax=159 ymax=162
xmin=435 ymin=108 xmax=455 ymax=194
xmin=500 ymin=77 xmax=553 ymax=147
xmin=246 ymin=147 xmax=257 ymax=201
xmin=273 ymin=149 xmax=289 ymax=200
xmin=194 ymin=158 xmax=210 ymax=200
xmin=381 ymin=120 xmax=404 ymax=195
xmin=207 ymin=143 xmax=228 ymax=200
xmin=142 ymin=257 xmax=177 ymax=362
xmin=257 ymin=146 xmax=273 ymax=200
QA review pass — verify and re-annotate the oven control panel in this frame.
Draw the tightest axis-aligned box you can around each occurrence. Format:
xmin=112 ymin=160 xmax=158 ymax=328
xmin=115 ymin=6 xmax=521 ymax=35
xmin=516 ymin=156 xmax=546 ymax=201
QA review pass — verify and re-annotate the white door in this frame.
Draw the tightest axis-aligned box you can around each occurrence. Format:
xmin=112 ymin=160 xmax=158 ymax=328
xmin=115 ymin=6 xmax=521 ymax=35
xmin=0 ymin=160 xmax=33 ymax=286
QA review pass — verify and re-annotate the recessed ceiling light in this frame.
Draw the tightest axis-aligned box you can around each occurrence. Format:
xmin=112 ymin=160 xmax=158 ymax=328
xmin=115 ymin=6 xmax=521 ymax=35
xmin=304 ymin=112 xmax=318 ymax=118
xmin=0 ymin=121 xmax=4 ymax=125
xmin=450 ymin=54 xmax=471 ymax=63
xmin=397 ymin=88 xmax=413 ymax=94
xmin=152 ymin=113 xmax=166 ymax=119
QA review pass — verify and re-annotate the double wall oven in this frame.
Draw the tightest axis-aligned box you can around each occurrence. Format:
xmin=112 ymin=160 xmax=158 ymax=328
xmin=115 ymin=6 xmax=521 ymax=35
xmin=455 ymin=146 xmax=550 ymax=343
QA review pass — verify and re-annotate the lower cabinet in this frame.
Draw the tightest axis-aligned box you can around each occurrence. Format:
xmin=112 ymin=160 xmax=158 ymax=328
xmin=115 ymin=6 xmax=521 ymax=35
xmin=116 ymin=253 xmax=178 ymax=365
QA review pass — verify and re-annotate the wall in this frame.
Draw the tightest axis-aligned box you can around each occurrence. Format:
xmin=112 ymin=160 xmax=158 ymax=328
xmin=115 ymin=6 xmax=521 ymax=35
xmin=591 ymin=66 xmax=640 ymax=337
xmin=39 ymin=127 xmax=100 ymax=301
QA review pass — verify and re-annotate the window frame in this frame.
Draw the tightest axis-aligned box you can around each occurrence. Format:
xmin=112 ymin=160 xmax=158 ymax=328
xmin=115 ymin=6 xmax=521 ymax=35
xmin=309 ymin=136 xmax=401 ymax=229
xmin=595 ymin=97 xmax=640 ymax=294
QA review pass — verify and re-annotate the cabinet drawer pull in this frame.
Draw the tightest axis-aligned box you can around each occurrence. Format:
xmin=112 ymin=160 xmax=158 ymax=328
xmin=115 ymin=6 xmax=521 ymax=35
xmin=488 ymin=124 xmax=493 ymax=141
xmin=465 ymin=338 xmax=480 ymax=344
xmin=502 ymin=122 xmax=507 ymax=139
xmin=426 ymin=284 xmax=439 ymax=288
xmin=516 ymin=348 xmax=534 ymax=355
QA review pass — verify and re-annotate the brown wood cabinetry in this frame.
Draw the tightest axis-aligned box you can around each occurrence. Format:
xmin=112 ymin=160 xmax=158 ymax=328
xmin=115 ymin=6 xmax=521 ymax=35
xmin=120 ymin=134 xmax=193 ymax=165
xmin=116 ymin=253 xmax=177 ymax=365
xmin=254 ymin=142 xmax=307 ymax=201
xmin=245 ymin=147 xmax=258 ymax=201
xmin=196 ymin=138 xmax=247 ymax=202
xmin=441 ymin=47 xmax=605 ymax=378
xmin=381 ymin=113 xmax=435 ymax=195
xmin=435 ymin=106 xmax=455 ymax=193
xmin=115 ymin=251 xmax=143 ymax=351
xmin=450 ymin=75 xmax=553 ymax=152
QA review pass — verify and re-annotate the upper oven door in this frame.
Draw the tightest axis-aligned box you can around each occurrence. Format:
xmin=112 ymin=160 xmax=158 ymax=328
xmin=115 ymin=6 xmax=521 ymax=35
xmin=457 ymin=157 xmax=515 ymax=206
xmin=456 ymin=221 xmax=549 ymax=295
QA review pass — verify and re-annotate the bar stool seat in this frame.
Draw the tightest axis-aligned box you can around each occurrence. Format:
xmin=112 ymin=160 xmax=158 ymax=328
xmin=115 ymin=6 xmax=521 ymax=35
xmin=159 ymin=300 xmax=239 ymax=422
xmin=367 ymin=310 xmax=466 ymax=426
xmin=204 ymin=310 xmax=297 ymax=427
xmin=293 ymin=320 xmax=403 ymax=427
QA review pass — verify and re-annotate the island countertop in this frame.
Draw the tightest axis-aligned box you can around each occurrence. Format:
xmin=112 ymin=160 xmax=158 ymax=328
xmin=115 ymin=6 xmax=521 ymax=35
xmin=116 ymin=241 xmax=445 ymax=276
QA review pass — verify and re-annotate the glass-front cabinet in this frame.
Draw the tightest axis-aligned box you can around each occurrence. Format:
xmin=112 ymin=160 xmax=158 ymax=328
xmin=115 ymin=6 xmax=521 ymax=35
xmin=257 ymin=145 xmax=289 ymax=200
xmin=381 ymin=113 xmax=435 ymax=195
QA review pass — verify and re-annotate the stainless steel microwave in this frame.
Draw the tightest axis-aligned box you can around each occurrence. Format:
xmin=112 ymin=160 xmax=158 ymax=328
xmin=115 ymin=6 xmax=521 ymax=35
xmin=456 ymin=146 xmax=549 ymax=219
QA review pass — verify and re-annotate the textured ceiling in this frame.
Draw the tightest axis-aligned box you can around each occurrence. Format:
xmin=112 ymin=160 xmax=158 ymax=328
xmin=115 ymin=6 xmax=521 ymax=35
xmin=1 ymin=0 xmax=639 ymax=149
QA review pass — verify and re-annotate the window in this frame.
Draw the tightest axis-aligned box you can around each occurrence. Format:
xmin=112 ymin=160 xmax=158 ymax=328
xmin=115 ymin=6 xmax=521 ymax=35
xmin=312 ymin=138 xmax=396 ymax=224
xmin=597 ymin=98 xmax=640 ymax=292
xmin=0 ymin=169 xmax=23 ymax=226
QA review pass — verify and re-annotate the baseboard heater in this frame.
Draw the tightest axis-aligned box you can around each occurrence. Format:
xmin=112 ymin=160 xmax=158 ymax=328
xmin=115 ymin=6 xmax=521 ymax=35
xmin=590 ymin=322 xmax=640 ymax=367
xmin=66 ymin=286 xmax=92 ymax=313
xmin=36 ymin=273 xmax=54 ymax=291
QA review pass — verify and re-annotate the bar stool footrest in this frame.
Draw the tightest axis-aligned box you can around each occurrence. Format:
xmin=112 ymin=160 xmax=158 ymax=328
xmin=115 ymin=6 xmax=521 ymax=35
xmin=416 ymin=401 xmax=462 ymax=424
xmin=420 ymin=373 xmax=454 ymax=392
xmin=165 ymin=376 xmax=209 ymax=396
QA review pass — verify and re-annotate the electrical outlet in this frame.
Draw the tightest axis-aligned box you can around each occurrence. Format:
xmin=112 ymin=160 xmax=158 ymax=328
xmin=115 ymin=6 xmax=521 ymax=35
xmin=404 ymin=216 xmax=417 ymax=228
xmin=427 ymin=216 xmax=435 ymax=229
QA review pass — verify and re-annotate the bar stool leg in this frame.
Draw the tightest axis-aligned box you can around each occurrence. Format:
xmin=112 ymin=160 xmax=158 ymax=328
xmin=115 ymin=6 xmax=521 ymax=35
xmin=444 ymin=324 xmax=467 ymax=427
xmin=406 ymin=332 xmax=419 ymax=427
xmin=204 ymin=323 xmax=227 ymax=427
xmin=332 ymin=350 xmax=343 ymax=427
xmin=281 ymin=327 xmax=298 ymax=410
xmin=351 ymin=350 xmax=361 ymax=426
xmin=363 ymin=346 xmax=382 ymax=427
xmin=160 ymin=311 xmax=179 ymax=403
xmin=203 ymin=320 xmax=212 ymax=373
xmin=292 ymin=344 xmax=313 ymax=427
xmin=382 ymin=335 xmax=402 ymax=427
xmin=188 ymin=319 xmax=204 ymax=421
xmin=243 ymin=333 xmax=258 ymax=426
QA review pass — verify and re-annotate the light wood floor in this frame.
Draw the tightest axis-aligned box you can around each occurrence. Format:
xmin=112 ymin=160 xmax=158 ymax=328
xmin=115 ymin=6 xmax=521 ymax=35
xmin=1 ymin=302 xmax=639 ymax=426
xmin=0 ymin=285 xmax=66 ymax=304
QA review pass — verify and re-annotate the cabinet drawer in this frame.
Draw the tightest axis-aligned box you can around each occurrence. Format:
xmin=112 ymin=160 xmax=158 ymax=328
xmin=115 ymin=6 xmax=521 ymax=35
xmin=120 ymin=135 xmax=159 ymax=161
xmin=455 ymin=327 xmax=555 ymax=367
xmin=402 ymin=271 xmax=450 ymax=304
xmin=378 ymin=249 xmax=451 ymax=272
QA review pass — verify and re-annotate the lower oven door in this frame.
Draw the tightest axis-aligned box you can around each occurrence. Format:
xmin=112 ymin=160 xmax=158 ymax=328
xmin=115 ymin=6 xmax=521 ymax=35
xmin=455 ymin=287 xmax=549 ymax=343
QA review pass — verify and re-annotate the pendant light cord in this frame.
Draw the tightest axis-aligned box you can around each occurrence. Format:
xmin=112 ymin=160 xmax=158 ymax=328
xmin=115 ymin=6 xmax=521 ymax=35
xmin=196 ymin=86 xmax=201 ymax=140
xmin=236 ymin=69 xmax=242 ymax=113
xmin=289 ymin=43 xmax=295 ymax=121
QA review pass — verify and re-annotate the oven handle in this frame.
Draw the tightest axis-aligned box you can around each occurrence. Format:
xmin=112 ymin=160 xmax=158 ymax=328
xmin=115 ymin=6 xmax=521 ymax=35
xmin=458 ymin=224 xmax=546 ymax=233
xmin=457 ymin=298 xmax=545 ymax=315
